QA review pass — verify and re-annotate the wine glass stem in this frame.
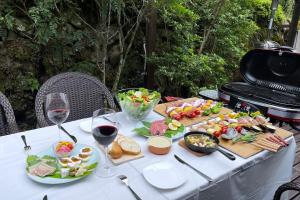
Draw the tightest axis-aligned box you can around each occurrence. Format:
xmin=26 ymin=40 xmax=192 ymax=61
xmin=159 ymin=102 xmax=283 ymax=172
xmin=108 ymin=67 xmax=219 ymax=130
xmin=57 ymin=125 xmax=62 ymax=140
xmin=104 ymin=146 xmax=109 ymax=170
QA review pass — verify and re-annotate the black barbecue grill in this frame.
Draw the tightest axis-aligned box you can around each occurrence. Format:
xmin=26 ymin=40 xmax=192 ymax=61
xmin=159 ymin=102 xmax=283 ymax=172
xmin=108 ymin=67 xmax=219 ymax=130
xmin=219 ymin=47 xmax=300 ymax=123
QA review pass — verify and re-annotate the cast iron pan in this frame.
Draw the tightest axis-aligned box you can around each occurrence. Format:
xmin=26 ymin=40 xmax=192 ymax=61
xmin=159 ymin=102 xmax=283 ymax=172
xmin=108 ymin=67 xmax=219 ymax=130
xmin=184 ymin=131 xmax=236 ymax=161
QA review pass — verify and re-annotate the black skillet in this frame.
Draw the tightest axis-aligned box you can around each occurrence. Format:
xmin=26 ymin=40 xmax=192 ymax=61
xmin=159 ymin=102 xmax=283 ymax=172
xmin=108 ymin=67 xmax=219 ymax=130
xmin=184 ymin=131 xmax=236 ymax=161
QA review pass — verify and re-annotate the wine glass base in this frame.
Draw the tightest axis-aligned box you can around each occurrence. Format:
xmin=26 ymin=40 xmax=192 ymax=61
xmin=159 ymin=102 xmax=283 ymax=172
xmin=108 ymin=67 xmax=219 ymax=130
xmin=95 ymin=166 xmax=116 ymax=178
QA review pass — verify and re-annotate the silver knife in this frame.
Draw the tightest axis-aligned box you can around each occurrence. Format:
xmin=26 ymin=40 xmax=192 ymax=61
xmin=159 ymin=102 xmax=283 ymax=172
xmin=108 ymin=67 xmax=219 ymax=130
xmin=174 ymin=154 xmax=213 ymax=182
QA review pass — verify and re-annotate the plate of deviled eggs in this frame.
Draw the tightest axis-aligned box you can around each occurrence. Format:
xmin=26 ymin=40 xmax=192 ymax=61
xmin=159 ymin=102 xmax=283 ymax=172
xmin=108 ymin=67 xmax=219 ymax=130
xmin=26 ymin=141 xmax=99 ymax=184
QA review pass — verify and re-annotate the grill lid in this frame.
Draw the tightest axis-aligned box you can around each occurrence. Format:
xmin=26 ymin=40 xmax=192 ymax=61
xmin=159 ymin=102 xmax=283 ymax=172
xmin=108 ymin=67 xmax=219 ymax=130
xmin=221 ymin=82 xmax=300 ymax=108
xmin=240 ymin=47 xmax=300 ymax=94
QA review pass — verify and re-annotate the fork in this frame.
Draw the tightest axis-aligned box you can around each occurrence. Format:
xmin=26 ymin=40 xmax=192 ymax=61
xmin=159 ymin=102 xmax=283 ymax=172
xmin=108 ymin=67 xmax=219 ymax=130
xmin=21 ymin=135 xmax=31 ymax=151
xmin=58 ymin=125 xmax=78 ymax=143
xmin=118 ymin=175 xmax=142 ymax=200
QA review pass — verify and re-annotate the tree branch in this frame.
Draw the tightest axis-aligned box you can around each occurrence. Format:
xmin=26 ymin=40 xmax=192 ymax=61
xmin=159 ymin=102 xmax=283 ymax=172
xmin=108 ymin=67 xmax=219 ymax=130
xmin=198 ymin=0 xmax=227 ymax=54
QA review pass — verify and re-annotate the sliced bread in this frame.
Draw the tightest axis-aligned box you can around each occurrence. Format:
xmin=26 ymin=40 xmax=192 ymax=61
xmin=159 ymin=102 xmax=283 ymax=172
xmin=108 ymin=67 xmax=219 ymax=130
xmin=119 ymin=140 xmax=141 ymax=155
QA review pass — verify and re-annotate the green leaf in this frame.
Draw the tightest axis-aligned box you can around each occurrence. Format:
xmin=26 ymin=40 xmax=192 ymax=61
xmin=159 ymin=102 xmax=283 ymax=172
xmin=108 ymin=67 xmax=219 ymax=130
xmin=42 ymin=155 xmax=56 ymax=161
xmin=133 ymin=127 xmax=151 ymax=137
xmin=87 ymin=162 xmax=98 ymax=170
xmin=26 ymin=155 xmax=40 ymax=167
xmin=142 ymin=121 xmax=151 ymax=128
xmin=177 ymin=125 xmax=184 ymax=132
xmin=164 ymin=130 xmax=177 ymax=138
xmin=45 ymin=171 xmax=61 ymax=179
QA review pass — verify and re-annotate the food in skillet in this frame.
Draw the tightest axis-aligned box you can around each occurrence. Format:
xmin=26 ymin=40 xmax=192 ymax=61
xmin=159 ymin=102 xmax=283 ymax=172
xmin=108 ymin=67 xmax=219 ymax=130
xmin=185 ymin=134 xmax=217 ymax=148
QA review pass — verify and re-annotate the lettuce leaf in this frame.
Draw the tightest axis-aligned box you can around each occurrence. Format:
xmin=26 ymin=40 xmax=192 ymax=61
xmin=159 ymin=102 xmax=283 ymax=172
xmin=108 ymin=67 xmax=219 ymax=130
xmin=142 ymin=121 xmax=151 ymax=128
xmin=26 ymin=155 xmax=40 ymax=167
xmin=133 ymin=127 xmax=151 ymax=137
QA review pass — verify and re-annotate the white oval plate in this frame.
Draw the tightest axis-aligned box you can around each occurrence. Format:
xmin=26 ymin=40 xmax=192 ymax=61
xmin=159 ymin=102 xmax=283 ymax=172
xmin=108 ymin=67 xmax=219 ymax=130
xmin=142 ymin=161 xmax=186 ymax=189
xmin=79 ymin=120 xmax=92 ymax=133
xmin=26 ymin=143 xmax=99 ymax=184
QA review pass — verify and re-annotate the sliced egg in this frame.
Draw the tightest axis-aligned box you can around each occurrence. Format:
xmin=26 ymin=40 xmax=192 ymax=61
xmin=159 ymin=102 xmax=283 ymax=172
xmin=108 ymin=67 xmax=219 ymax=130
xmin=80 ymin=147 xmax=93 ymax=156
xmin=69 ymin=156 xmax=82 ymax=167
xmin=67 ymin=162 xmax=78 ymax=168
xmin=59 ymin=158 xmax=72 ymax=168
xmin=78 ymin=153 xmax=90 ymax=162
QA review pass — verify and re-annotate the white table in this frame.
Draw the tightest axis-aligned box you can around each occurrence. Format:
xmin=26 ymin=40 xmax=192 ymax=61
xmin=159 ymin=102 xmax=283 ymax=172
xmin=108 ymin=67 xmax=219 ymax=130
xmin=0 ymin=111 xmax=296 ymax=200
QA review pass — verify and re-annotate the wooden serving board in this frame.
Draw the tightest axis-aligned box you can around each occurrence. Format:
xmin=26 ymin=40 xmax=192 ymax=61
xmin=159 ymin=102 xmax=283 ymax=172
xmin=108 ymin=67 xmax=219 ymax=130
xmin=108 ymin=151 xmax=144 ymax=165
xmin=219 ymin=128 xmax=293 ymax=159
xmin=154 ymin=97 xmax=232 ymax=127
xmin=97 ymin=135 xmax=144 ymax=165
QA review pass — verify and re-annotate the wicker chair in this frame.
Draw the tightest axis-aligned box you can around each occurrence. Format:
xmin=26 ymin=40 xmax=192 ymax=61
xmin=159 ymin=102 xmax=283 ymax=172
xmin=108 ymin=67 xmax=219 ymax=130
xmin=274 ymin=182 xmax=300 ymax=200
xmin=0 ymin=92 xmax=18 ymax=135
xmin=35 ymin=72 xmax=116 ymax=127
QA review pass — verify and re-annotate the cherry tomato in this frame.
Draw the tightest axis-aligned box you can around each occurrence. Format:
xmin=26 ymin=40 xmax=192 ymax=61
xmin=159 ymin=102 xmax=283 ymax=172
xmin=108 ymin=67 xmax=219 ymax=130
xmin=235 ymin=126 xmax=242 ymax=133
xmin=67 ymin=143 xmax=73 ymax=150
xmin=194 ymin=110 xmax=201 ymax=115
xmin=174 ymin=114 xmax=182 ymax=121
xmin=179 ymin=112 xmax=185 ymax=117
xmin=214 ymin=130 xmax=222 ymax=137
xmin=187 ymin=112 xmax=196 ymax=118
xmin=221 ymin=126 xmax=228 ymax=134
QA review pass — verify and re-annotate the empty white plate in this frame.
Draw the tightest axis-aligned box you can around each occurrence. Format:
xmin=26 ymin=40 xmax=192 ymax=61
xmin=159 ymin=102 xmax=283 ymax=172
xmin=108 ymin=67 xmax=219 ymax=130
xmin=142 ymin=161 xmax=186 ymax=189
xmin=79 ymin=120 xmax=92 ymax=133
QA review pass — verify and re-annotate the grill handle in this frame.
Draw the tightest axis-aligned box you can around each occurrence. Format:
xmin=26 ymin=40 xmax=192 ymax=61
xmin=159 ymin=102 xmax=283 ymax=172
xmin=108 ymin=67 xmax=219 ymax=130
xmin=272 ymin=46 xmax=294 ymax=52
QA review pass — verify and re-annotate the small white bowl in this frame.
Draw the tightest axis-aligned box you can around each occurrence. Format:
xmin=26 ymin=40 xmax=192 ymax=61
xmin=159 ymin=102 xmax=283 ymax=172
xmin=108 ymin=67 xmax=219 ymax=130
xmin=148 ymin=136 xmax=172 ymax=155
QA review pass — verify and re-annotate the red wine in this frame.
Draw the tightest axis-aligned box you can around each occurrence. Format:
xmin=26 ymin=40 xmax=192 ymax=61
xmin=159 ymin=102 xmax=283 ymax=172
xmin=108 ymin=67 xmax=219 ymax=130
xmin=93 ymin=125 xmax=118 ymax=146
xmin=47 ymin=109 xmax=70 ymax=124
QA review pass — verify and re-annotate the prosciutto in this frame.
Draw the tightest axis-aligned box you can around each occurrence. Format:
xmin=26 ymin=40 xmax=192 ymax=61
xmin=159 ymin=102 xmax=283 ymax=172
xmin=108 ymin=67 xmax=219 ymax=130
xmin=150 ymin=120 xmax=168 ymax=136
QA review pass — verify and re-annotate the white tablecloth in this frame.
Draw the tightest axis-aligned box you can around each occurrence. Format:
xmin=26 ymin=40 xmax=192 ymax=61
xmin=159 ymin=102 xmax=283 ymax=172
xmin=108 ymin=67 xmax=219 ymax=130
xmin=0 ymin=111 xmax=296 ymax=200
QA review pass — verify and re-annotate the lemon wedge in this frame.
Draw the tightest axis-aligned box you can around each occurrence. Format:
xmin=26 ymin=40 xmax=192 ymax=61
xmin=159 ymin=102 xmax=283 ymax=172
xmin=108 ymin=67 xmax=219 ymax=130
xmin=172 ymin=120 xmax=181 ymax=127
xmin=168 ymin=123 xmax=178 ymax=130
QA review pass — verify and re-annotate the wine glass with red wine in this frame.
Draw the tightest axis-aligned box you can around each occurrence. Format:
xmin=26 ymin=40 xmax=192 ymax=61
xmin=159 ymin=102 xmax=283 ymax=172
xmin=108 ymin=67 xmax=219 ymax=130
xmin=46 ymin=93 xmax=70 ymax=140
xmin=92 ymin=108 xmax=118 ymax=178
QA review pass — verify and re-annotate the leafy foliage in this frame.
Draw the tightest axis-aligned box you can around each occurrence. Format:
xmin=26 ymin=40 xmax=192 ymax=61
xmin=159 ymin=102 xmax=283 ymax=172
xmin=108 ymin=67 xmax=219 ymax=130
xmin=152 ymin=0 xmax=287 ymax=96
xmin=0 ymin=0 xmax=292 ymax=129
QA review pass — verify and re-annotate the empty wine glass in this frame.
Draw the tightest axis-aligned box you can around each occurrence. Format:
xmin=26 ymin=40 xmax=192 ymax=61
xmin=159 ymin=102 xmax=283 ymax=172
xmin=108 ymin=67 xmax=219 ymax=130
xmin=46 ymin=93 xmax=70 ymax=140
xmin=92 ymin=108 xmax=118 ymax=178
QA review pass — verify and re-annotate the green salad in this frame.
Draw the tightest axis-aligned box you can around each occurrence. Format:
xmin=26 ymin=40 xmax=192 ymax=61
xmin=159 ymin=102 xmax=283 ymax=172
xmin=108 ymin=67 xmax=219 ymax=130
xmin=118 ymin=88 xmax=161 ymax=120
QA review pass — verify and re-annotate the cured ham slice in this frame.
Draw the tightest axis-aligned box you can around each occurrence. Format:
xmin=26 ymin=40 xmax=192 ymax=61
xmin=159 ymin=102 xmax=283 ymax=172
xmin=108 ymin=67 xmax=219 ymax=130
xmin=150 ymin=120 xmax=168 ymax=136
xmin=29 ymin=162 xmax=56 ymax=177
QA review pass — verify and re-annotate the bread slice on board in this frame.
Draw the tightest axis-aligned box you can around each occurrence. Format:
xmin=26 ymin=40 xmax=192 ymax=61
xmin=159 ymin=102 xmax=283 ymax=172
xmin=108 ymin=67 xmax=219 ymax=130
xmin=119 ymin=140 xmax=141 ymax=155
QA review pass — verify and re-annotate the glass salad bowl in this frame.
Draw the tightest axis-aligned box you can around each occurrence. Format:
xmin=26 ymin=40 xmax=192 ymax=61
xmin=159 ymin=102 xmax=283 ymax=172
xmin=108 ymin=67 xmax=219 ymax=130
xmin=117 ymin=88 xmax=161 ymax=121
